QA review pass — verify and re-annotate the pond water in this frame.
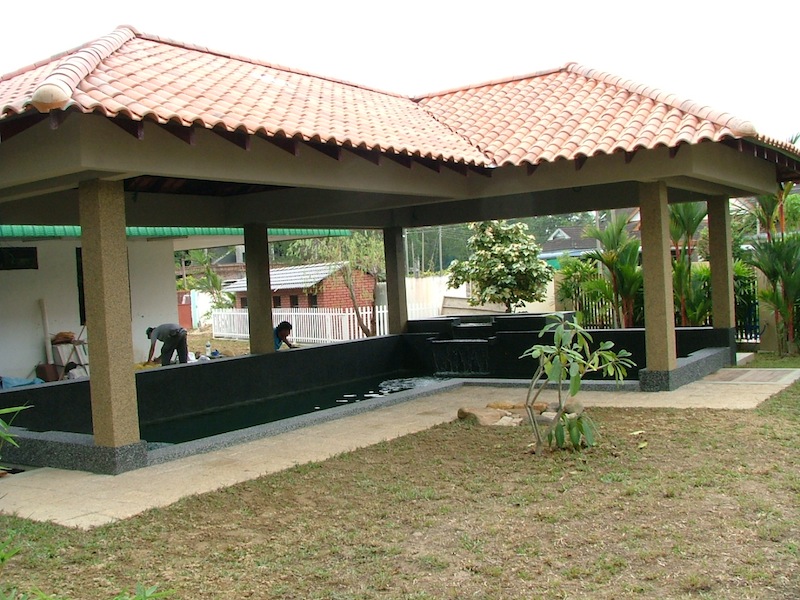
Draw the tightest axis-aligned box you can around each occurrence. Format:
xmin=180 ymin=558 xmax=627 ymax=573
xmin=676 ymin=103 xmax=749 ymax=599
xmin=141 ymin=375 xmax=443 ymax=445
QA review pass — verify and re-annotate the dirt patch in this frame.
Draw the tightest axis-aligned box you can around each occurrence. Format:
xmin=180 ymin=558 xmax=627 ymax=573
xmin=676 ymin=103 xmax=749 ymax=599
xmin=186 ymin=325 xmax=250 ymax=357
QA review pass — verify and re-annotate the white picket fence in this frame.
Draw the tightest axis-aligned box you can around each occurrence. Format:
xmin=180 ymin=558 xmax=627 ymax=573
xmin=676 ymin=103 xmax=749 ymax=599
xmin=211 ymin=304 xmax=441 ymax=344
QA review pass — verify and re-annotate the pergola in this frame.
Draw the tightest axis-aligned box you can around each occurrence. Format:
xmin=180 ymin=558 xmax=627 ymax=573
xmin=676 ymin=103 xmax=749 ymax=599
xmin=2 ymin=26 xmax=800 ymax=469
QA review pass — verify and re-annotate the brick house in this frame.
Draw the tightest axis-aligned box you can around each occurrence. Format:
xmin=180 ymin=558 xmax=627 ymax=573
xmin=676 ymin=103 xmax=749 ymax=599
xmin=223 ymin=262 xmax=376 ymax=309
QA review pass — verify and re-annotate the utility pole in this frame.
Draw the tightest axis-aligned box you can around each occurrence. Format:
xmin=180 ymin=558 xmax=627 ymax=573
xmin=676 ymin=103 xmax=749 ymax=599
xmin=403 ymin=229 xmax=409 ymax=275
xmin=439 ymin=226 xmax=443 ymax=272
xmin=421 ymin=230 xmax=425 ymax=273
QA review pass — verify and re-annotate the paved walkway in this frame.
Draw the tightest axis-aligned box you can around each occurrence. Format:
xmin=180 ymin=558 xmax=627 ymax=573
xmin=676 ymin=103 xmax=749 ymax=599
xmin=1 ymin=367 xmax=798 ymax=529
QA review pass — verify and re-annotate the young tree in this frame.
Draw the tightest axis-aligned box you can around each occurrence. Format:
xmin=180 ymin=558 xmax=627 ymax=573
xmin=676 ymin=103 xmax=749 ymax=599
xmin=521 ymin=315 xmax=634 ymax=454
xmin=747 ymin=235 xmax=800 ymax=355
xmin=583 ymin=213 xmax=642 ymax=328
xmin=447 ymin=220 xmax=553 ymax=313
xmin=669 ymin=201 xmax=707 ymax=326
xmin=288 ymin=231 xmax=385 ymax=336
xmin=178 ymin=249 xmax=234 ymax=309
xmin=555 ymin=254 xmax=599 ymax=315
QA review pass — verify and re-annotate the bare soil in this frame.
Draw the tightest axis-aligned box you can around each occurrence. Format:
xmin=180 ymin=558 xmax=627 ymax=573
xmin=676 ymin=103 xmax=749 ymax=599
xmin=187 ymin=325 xmax=250 ymax=357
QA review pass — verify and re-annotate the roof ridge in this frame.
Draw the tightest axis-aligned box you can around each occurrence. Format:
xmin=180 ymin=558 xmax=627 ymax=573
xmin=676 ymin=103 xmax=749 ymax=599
xmin=565 ymin=63 xmax=757 ymax=137
xmin=274 ymin=261 xmax=346 ymax=270
xmin=413 ymin=63 xmax=578 ymax=167
xmin=0 ymin=27 xmax=132 ymax=82
xmin=413 ymin=64 xmax=573 ymax=100
xmin=29 ymin=26 xmax=137 ymax=112
xmin=134 ymin=30 xmax=409 ymax=99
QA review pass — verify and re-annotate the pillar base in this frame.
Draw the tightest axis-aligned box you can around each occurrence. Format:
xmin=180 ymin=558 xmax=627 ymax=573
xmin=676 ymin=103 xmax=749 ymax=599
xmin=4 ymin=430 xmax=147 ymax=475
xmin=639 ymin=347 xmax=732 ymax=391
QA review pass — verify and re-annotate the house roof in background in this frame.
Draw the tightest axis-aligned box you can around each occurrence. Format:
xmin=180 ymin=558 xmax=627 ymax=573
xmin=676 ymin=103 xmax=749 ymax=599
xmin=2 ymin=26 xmax=796 ymax=171
xmin=0 ymin=225 xmax=349 ymax=240
xmin=223 ymin=262 xmax=347 ymax=293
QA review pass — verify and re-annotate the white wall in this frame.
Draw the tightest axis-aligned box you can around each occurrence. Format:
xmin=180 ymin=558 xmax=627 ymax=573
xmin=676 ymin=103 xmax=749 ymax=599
xmin=404 ymin=275 xmax=554 ymax=313
xmin=405 ymin=275 xmax=466 ymax=306
xmin=0 ymin=241 xmax=83 ymax=379
xmin=128 ymin=240 xmax=181 ymax=362
xmin=519 ymin=279 xmax=556 ymax=313
xmin=0 ymin=238 xmax=179 ymax=378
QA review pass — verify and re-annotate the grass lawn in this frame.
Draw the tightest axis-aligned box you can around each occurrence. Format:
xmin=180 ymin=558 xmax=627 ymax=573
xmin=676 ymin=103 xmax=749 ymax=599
xmin=1 ymin=355 xmax=798 ymax=599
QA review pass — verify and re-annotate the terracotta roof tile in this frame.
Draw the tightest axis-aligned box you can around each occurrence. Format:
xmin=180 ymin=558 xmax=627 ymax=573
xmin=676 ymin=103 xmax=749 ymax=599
xmin=417 ymin=63 xmax=768 ymax=166
xmin=0 ymin=27 xmax=485 ymax=164
xmin=1 ymin=27 xmax=795 ymax=169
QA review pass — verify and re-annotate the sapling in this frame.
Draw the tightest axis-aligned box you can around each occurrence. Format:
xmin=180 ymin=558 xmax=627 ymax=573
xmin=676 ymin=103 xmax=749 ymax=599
xmin=521 ymin=315 xmax=634 ymax=454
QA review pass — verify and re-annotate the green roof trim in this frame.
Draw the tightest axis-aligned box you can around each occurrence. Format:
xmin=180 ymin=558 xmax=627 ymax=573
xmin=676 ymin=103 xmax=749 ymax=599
xmin=0 ymin=225 xmax=351 ymax=239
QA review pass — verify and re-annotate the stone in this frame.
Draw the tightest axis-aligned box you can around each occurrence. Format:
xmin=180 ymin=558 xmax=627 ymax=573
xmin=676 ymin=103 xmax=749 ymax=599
xmin=495 ymin=414 xmax=524 ymax=426
xmin=486 ymin=401 xmax=526 ymax=410
xmin=546 ymin=400 xmax=584 ymax=416
xmin=538 ymin=411 xmax=558 ymax=424
xmin=458 ymin=407 xmax=522 ymax=426
xmin=532 ymin=402 xmax=548 ymax=414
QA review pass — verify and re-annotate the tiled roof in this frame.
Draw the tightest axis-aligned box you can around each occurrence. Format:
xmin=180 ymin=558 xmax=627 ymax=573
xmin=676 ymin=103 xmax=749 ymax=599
xmin=416 ymin=64 xmax=759 ymax=167
xmin=223 ymin=262 xmax=346 ymax=293
xmin=0 ymin=27 xmax=486 ymax=165
xmin=0 ymin=26 xmax=794 ymax=169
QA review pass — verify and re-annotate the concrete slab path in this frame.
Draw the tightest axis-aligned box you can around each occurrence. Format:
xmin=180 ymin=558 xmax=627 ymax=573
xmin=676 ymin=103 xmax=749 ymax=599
xmin=1 ymin=368 xmax=798 ymax=529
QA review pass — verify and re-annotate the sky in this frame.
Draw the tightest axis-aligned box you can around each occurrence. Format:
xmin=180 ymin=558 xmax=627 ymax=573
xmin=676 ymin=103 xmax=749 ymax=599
xmin=1 ymin=0 xmax=797 ymax=141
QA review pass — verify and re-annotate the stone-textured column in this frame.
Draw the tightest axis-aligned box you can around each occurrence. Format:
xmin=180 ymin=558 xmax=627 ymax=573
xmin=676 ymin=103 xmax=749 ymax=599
xmin=639 ymin=182 xmax=677 ymax=379
xmin=757 ymin=271 xmax=779 ymax=352
xmin=79 ymin=180 xmax=141 ymax=452
xmin=707 ymin=196 xmax=738 ymax=365
xmin=707 ymin=197 xmax=735 ymax=329
xmin=383 ymin=227 xmax=408 ymax=334
xmin=244 ymin=223 xmax=274 ymax=353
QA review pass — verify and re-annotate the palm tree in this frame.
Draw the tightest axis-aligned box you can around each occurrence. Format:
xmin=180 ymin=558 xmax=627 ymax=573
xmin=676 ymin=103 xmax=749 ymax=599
xmin=584 ymin=213 xmax=641 ymax=328
xmin=669 ymin=202 xmax=707 ymax=326
xmin=747 ymin=235 xmax=800 ymax=355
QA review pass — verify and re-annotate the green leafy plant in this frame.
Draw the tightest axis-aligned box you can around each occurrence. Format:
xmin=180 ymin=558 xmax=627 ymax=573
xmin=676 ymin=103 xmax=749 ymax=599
xmin=747 ymin=234 xmax=800 ymax=355
xmin=583 ymin=213 xmax=642 ymax=328
xmin=0 ymin=535 xmax=21 ymax=585
xmin=447 ymin=220 xmax=553 ymax=313
xmin=520 ymin=315 xmax=635 ymax=454
xmin=112 ymin=584 xmax=174 ymax=600
xmin=0 ymin=583 xmax=172 ymax=600
xmin=0 ymin=405 xmax=30 ymax=470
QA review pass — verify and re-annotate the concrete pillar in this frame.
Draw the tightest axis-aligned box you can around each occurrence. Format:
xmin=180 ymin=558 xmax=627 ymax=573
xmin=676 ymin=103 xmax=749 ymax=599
xmin=78 ymin=180 xmax=142 ymax=457
xmin=639 ymin=182 xmax=677 ymax=382
xmin=757 ymin=271 xmax=779 ymax=352
xmin=243 ymin=223 xmax=274 ymax=353
xmin=707 ymin=197 xmax=735 ymax=329
xmin=706 ymin=196 xmax=739 ymax=365
xmin=383 ymin=227 xmax=408 ymax=334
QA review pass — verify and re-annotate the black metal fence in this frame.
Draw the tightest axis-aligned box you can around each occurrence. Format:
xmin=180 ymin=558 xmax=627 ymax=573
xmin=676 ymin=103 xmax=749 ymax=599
xmin=566 ymin=275 xmax=760 ymax=342
xmin=735 ymin=276 xmax=760 ymax=342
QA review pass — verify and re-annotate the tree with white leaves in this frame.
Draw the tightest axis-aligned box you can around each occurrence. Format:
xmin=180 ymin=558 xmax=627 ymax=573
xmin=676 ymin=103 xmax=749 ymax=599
xmin=447 ymin=220 xmax=553 ymax=313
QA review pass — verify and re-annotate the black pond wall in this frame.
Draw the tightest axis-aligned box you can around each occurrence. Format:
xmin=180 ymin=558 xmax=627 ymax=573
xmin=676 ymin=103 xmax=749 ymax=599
xmin=0 ymin=335 xmax=430 ymax=435
xmin=407 ymin=315 xmax=735 ymax=380
xmin=0 ymin=319 xmax=736 ymax=435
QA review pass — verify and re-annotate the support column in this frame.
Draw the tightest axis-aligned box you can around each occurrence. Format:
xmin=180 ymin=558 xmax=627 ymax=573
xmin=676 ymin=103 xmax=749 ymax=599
xmin=638 ymin=182 xmax=677 ymax=390
xmin=707 ymin=196 xmax=737 ymax=363
xmin=383 ymin=227 xmax=408 ymax=334
xmin=79 ymin=180 xmax=145 ymax=472
xmin=244 ymin=223 xmax=274 ymax=353
xmin=708 ymin=197 xmax=735 ymax=329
